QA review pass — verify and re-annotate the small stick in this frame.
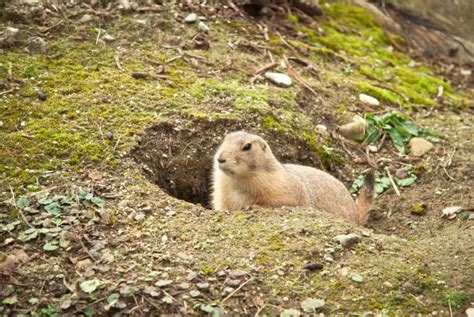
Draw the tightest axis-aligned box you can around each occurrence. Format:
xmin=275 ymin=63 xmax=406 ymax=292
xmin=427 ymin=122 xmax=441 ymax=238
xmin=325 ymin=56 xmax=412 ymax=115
xmin=113 ymin=135 xmax=122 ymax=151
xmin=0 ymin=88 xmax=14 ymax=96
xmin=250 ymin=62 xmax=278 ymax=84
xmin=114 ymin=54 xmax=124 ymax=71
xmin=222 ymin=277 xmax=254 ymax=303
xmin=184 ymin=52 xmax=213 ymax=65
xmin=254 ymin=62 xmax=278 ymax=76
xmin=95 ymin=28 xmax=101 ymax=45
xmin=143 ymin=296 xmax=161 ymax=310
xmin=385 ymin=167 xmax=400 ymax=196
xmin=165 ymin=55 xmax=182 ymax=64
xmin=75 ymin=234 xmax=97 ymax=262
xmin=63 ymin=276 xmax=76 ymax=293
xmin=284 ymin=55 xmax=318 ymax=96
xmin=73 ymin=296 xmax=107 ymax=314
xmin=9 ymin=186 xmax=34 ymax=228
xmin=448 ymin=299 xmax=453 ymax=317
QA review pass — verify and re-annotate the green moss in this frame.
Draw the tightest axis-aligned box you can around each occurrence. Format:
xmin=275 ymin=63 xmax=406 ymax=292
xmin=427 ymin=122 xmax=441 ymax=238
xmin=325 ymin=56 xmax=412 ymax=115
xmin=288 ymin=15 xmax=299 ymax=23
xmin=357 ymin=82 xmax=404 ymax=105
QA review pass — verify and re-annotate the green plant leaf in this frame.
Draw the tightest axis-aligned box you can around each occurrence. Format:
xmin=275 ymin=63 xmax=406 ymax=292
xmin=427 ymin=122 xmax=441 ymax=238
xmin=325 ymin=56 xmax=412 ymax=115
xmin=280 ymin=309 xmax=302 ymax=317
xmin=44 ymin=202 xmax=62 ymax=215
xmin=16 ymin=196 xmax=29 ymax=209
xmin=38 ymin=197 xmax=53 ymax=205
xmin=351 ymin=274 xmax=364 ymax=283
xmin=43 ymin=241 xmax=59 ymax=251
xmin=91 ymin=197 xmax=105 ymax=207
xmin=396 ymin=175 xmax=417 ymax=187
xmin=80 ymin=279 xmax=103 ymax=294
xmin=2 ymin=295 xmax=18 ymax=305
xmin=301 ymin=298 xmax=325 ymax=312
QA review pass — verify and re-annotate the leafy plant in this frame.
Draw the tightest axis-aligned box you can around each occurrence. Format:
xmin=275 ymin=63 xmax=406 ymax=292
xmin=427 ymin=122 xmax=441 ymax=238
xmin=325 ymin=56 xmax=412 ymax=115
xmin=441 ymin=291 xmax=468 ymax=309
xmin=363 ymin=111 xmax=419 ymax=153
xmin=350 ymin=166 xmax=417 ymax=196
xmin=78 ymin=189 xmax=105 ymax=208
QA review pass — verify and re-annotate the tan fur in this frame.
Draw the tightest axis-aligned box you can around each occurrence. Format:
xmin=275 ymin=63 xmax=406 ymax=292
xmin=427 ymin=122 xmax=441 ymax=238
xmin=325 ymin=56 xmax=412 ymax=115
xmin=211 ymin=131 xmax=374 ymax=225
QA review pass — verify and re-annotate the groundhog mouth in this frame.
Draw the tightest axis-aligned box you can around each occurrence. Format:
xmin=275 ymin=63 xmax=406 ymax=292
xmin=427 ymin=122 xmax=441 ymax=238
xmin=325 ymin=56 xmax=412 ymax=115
xmin=218 ymin=164 xmax=235 ymax=175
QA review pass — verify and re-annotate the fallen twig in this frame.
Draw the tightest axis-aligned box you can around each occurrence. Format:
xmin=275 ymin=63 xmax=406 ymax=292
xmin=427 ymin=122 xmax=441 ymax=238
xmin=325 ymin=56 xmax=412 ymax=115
xmin=222 ymin=277 xmax=254 ymax=303
xmin=95 ymin=27 xmax=101 ymax=45
xmin=131 ymin=72 xmax=168 ymax=80
xmin=74 ymin=234 xmax=97 ymax=262
xmin=9 ymin=186 xmax=34 ymax=229
xmin=250 ymin=62 xmax=278 ymax=83
xmin=0 ymin=88 xmax=14 ymax=96
xmin=284 ymin=55 xmax=318 ymax=96
xmin=385 ymin=166 xmax=400 ymax=196
xmin=114 ymin=54 xmax=124 ymax=71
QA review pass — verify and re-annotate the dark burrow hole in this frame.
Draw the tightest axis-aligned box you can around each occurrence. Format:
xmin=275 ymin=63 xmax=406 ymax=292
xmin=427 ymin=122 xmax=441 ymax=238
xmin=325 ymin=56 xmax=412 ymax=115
xmin=131 ymin=117 xmax=327 ymax=208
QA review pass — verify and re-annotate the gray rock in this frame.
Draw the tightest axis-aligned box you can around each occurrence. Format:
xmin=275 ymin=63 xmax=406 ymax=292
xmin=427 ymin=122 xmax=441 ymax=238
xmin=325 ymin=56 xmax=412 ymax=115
xmin=409 ymin=137 xmax=434 ymax=157
xmin=333 ymin=233 xmax=361 ymax=248
xmin=264 ymin=72 xmax=292 ymax=87
xmin=179 ymin=282 xmax=190 ymax=290
xmin=28 ymin=37 xmax=47 ymax=54
xmin=187 ymin=271 xmax=198 ymax=281
xmin=323 ymin=254 xmax=333 ymax=262
xmin=184 ymin=13 xmax=198 ymax=23
xmin=78 ymin=14 xmax=93 ymax=24
xmin=224 ymin=278 xmax=241 ymax=287
xmin=222 ymin=287 xmax=234 ymax=295
xmin=339 ymin=116 xmax=367 ymax=140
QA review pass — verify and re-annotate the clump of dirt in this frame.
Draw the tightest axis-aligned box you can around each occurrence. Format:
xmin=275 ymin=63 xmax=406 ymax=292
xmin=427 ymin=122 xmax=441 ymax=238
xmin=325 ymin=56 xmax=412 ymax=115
xmin=131 ymin=116 xmax=324 ymax=208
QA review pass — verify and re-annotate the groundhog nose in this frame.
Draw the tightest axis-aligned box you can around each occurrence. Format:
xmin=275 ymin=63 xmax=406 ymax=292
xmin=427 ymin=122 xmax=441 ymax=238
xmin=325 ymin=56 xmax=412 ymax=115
xmin=217 ymin=157 xmax=226 ymax=164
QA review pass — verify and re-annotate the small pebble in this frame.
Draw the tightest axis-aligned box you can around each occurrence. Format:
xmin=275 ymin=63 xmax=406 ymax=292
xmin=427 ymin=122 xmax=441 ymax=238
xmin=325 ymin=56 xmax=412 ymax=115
xmin=359 ymin=93 xmax=380 ymax=106
xmin=105 ymin=131 xmax=114 ymax=140
xmin=187 ymin=272 xmax=198 ymax=281
xmin=264 ymin=72 xmax=292 ymax=87
xmin=333 ymin=233 xmax=361 ymax=249
xmin=197 ymin=282 xmax=209 ymax=290
xmin=184 ymin=13 xmax=198 ymax=23
xmin=394 ymin=294 xmax=404 ymax=301
xmin=179 ymin=282 xmax=190 ymax=290
xmin=37 ymin=91 xmax=47 ymax=101
xmin=323 ymin=254 xmax=333 ymax=262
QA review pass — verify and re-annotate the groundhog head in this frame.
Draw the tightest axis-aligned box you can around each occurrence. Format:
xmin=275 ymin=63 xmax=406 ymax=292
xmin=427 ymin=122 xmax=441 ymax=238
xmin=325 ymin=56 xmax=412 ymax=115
xmin=214 ymin=131 xmax=275 ymax=177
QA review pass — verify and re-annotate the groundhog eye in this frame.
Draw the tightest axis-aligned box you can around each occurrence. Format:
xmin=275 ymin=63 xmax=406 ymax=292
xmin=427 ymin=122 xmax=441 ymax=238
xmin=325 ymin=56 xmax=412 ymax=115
xmin=242 ymin=143 xmax=252 ymax=151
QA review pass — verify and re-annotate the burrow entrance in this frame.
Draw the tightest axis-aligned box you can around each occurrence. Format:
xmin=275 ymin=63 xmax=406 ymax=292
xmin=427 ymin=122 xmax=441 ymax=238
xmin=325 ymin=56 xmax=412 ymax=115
xmin=131 ymin=117 xmax=326 ymax=208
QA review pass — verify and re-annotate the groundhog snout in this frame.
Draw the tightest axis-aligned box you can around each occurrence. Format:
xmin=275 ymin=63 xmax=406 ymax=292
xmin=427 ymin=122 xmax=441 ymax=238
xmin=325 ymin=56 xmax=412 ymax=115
xmin=217 ymin=157 xmax=226 ymax=163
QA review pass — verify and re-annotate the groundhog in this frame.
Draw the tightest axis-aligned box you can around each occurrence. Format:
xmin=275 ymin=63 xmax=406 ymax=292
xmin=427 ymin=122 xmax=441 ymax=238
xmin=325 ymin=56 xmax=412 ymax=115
xmin=211 ymin=131 xmax=375 ymax=225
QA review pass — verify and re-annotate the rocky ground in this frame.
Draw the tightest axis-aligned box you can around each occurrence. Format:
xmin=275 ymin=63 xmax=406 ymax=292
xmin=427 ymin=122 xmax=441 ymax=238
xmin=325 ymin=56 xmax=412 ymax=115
xmin=0 ymin=0 xmax=473 ymax=315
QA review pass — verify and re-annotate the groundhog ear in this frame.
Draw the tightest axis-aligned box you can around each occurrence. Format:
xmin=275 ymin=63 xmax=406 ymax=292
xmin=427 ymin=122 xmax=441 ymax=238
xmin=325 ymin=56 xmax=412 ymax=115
xmin=258 ymin=140 xmax=267 ymax=151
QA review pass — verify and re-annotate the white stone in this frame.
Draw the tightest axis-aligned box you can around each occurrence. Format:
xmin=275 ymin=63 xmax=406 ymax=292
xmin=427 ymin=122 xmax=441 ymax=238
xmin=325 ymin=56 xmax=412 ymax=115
xmin=264 ymin=72 xmax=292 ymax=87
xmin=359 ymin=93 xmax=380 ymax=106
xmin=184 ymin=13 xmax=198 ymax=23
xmin=465 ymin=308 xmax=474 ymax=317
xmin=198 ymin=21 xmax=209 ymax=33
xmin=102 ymin=34 xmax=115 ymax=42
